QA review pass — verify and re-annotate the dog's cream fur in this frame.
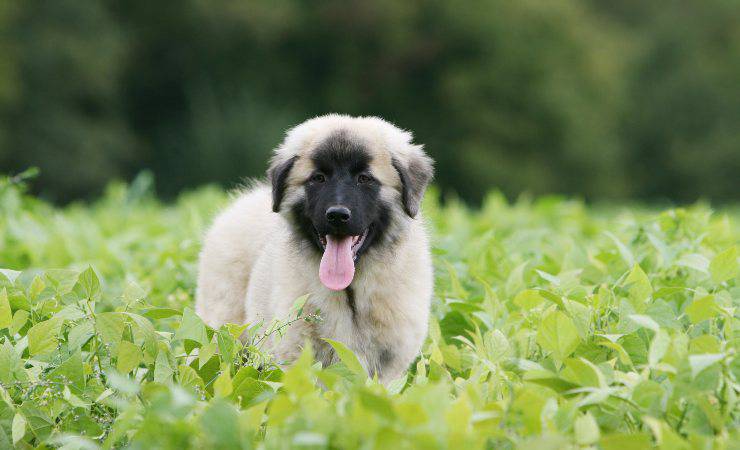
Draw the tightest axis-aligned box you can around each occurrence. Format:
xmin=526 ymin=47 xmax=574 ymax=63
xmin=196 ymin=114 xmax=433 ymax=382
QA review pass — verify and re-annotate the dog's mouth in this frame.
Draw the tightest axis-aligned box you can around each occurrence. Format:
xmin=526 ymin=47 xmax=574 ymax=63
xmin=317 ymin=229 xmax=368 ymax=261
xmin=316 ymin=229 xmax=369 ymax=291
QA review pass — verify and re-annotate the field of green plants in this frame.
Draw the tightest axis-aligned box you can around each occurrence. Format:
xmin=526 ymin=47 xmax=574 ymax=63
xmin=0 ymin=173 xmax=738 ymax=449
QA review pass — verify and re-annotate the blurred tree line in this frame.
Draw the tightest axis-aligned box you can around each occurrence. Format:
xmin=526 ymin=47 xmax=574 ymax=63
xmin=0 ymin=0 xmax=738 ymax=204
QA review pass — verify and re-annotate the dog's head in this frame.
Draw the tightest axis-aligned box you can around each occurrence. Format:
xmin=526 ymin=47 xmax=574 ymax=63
xmin=268 ymin=114 xmax=433 ymax=291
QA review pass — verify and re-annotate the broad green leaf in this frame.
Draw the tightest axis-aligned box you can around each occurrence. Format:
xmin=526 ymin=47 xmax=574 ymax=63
xmin=122 ymin=280 xmax=147 ymax=307
xmin=624 ymin=264 xmax=652 ymax=307
xmin=49 ymin=351 xmax=85 ymax=391
xmin=28 ymin=317 xmax=63 ymax=356
xmin=123 ymin=312 xmax=158 ymax=359
xmin=323 ymin=338 xmax=367 ymax=379
xmin=648 ymin=329 xmax=670 ymax=367
xmin=598 ymin=340 xmax=633 ymax=366
xmin=685 ymin=295 xmax=719 ymax=324
xmin=513 ymin=289 xmax=546 ymax=309
xmin=199 ymin=342 xmax=217 ymax=369
xmin=689 ymin=353 xmax=724 ymax=378
xmin=44 ymin=269 xmax=78 ymax=294
xmin=232 ymin=368 xmax=272 ymax=407
xmin=142 ymin=308 xmax=181 ymax=320
xmin=561 ymin=358 xmax=605 ymax=388
xmin=605 ymin=232 xmax=635 ymax=267
xmin=0 ymin=288 xmax=11 ymax=329
xmin=73 ymin=266 xmax=101 ymax=301
xmin=0 ymin=340 xmax=18 ymax=384
xmin=709 ymin=246 xmax=738 ymax=284
xmin=178 ymin=365 xmax=205 ymax=391
xmin=217 ymin=328 xmax=237 ymax=364
xmin=10 ymin=310 xmax=28 ymax=335
xmin=633 ymin=380 xmax=664 ymax=414
xmin=175 ymin=307 xmax=208 ymax=346
xmin=676 ymin=253 xmax=710 ymax=274
xmin=67 ymin=321 xmax=95 ymax=351
xmin=689 ymin=335 xmax=720 ymax=354
xmin=214 ymin=369 xmax=233 ymax=398
xmin=96 ymin=312 xmax=126 ymax=348
xmin=536 ymin=310 xmax=580 ymax=361
xmin=153 ymin=350 xmax=174 ymax=383
xmin=628 ymin=314 xmax=660 ymax=332
xmin=600 ymin=433 xmax=652 ymax=450
xmin=12 ymin=412 xmax=26 ymax=445
xmin=116 ymin=341 xmax=142 ymax=374
xmin=574 ymin=412 xmax=600 ymax=445
xmin=28 ymin=276 xmax=45 ymax=302
xmin=200 ymin=401 xmax=241 ymax=449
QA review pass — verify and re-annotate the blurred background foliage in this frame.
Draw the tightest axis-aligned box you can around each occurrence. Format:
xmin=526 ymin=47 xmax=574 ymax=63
xmin=0 ymin=0 xmax=738 ymax=204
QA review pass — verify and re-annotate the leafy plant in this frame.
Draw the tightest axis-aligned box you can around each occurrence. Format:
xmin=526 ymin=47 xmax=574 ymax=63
xmin=0 ymin=179 xmax=738 ymax=448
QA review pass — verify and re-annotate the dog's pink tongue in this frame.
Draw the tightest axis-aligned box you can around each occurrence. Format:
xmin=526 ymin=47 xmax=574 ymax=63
xmin=319 ymin=235 xmax=355 ymax=291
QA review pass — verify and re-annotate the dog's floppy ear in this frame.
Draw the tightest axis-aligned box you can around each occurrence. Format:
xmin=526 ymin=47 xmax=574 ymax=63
xmin=269 ymin=155 xmax=298 ymax=212
xmin=392 ymin=153 xmax=434 ymax=218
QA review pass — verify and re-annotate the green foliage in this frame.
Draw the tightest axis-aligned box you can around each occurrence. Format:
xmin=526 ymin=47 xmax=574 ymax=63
xmin=0 ymin=179 xmax=739 ymax=448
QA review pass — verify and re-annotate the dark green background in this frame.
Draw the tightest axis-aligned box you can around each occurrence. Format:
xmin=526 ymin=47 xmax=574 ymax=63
xmin=1 ymin=0 xmax=738 ymax=204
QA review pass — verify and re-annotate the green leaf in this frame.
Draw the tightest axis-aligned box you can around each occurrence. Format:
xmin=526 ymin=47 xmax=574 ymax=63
xmin=213 ymin=370 xmax=233 ymax=397
xmin=67 ymin=321 xmax=94 ymax=351
xmin=605 ymin=232 xmax=635 ymax=267
xmin=561 ymin=358 xmax=605 ymax=388
xmin=96 ymin=312 xmax=126 ymax=348
xmin=175 ymin=307 xmax=208 ymax=346
xmin=685 ymin=295 xmax=719 ymax=324
xmin=600 ymin=433 xmax=652 ymax=450
xmin=709 ymin=246 xmax=738 ymax=284
xmin=44 ymin=269 xmax=79 ymax=294
xmin=116 ymin=341 xmax=142 ymax=374
xmin=689 ymin=353 xmax=724 ymax=378
xmin=28 ymin=317 xmax=63 ymax=356
xmin=648 ymin=329 xmax=670 ymax=367
xmin=574 ymin=412 xmax=600 ymax=445
xmin=199 ymin=342 xmax=217 ymax=369
xmin=323 ymin=338 xmax=367 ymax=379
xmin=10 ymin=310 xmax=28 ymax=335
xmin=28 ymin=276 xmax=45 ymax=302
xmin=598 ymin=339 xmax=633 ymax=367
xmin=178 ymin=365 xmax=205 ymax=391
xmin=153 ymin=350 xmax=174 ymax=383
xmin=123 ymin=312 xmax=158 ymax=359
xmin=513 ymin=289 xmax=546 ymax=309
xmin=624 ymin=264 xmax=652 ymax=308
xmin=232 ymin=367 xmax=272 ymax=407
xmin=0 ymin=288 xmax=11 ymax=329
xmin=12 ymin=412 xmax=26 ymax=445
xmin=142 ymin=307 xmax=181 ymax=320
xmin=676 ymin=253 xmax=709 ymax=274
xmin=49 ymin=351 xmax=85 ymax=391
xmin=536 ymin=310 xmax=580 ymax=361
xmin=73 ymin=266 xmax=101 ymax=301
xmin=0 ymin=340 xmax=18 ymax=384
xmin=200 ymin=401 xmax=241 ymax=449
xmin=628 ymin=314 xmax=660 ymax=332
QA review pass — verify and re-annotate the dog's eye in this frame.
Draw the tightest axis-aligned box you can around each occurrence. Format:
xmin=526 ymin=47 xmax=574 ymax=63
xmin=357 ymin=174 xmax=372 ymax=184
xmin=311 ymin=173 xmax=326 ymax=183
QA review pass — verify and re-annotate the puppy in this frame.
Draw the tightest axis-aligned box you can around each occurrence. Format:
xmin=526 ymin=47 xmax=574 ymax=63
xmin=195 ymin=114 xmax=434 ymax=382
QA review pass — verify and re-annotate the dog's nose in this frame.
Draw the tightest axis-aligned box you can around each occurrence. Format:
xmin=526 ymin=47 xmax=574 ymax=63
xmin=326 ymin=206 xmax=351 ymax=224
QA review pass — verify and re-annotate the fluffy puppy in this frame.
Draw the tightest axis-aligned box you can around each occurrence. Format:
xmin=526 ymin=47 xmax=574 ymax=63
xmin=195 ymin=114 xmax=434 ymax=382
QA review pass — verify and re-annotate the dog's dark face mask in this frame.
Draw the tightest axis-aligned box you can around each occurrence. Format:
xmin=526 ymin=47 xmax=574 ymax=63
xmin=270 ymin=133 xmax=432 ymax=291
xmin=300 ymin=137 xmax=389 ymax=290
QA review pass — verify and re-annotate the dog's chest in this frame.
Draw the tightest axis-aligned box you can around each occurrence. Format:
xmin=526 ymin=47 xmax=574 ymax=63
xmin=310 ymin=287 xmax=393 ymax=376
